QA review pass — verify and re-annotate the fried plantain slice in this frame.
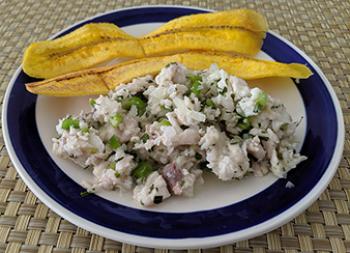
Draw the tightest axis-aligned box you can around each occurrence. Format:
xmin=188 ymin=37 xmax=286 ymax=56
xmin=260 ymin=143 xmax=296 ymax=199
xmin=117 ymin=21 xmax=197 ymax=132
xmin=26 ymin=52 xmax=312 ymax=97
xmin=178 ymin=52 xmax=312 ymax=80
xmin=25 ymin=69 xmax=110 ymax=96
xmin=23 ymin=9 xmax=268 ymax=79
xmin=23 ymin=23 xmax=144 ymax=79
xmin=140 ymin=28 xmax=263 ymax=57
xmin=23 ymin=26 xmax=263 ymax=79
xmin=42 ymin=23 xmax=136 ymax=50
xmin=145 ymin=9 xmax=268 ymax=37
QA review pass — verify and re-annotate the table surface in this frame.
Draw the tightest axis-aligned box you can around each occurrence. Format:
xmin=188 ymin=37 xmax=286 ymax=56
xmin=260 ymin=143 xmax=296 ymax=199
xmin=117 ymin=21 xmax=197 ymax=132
xmin=0 ymin=0 xmax=349 ymax=252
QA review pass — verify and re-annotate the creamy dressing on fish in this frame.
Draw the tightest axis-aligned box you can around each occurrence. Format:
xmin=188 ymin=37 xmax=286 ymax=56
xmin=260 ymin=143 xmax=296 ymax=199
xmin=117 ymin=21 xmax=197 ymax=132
xmin=52 ymin=63 xmax=306 ymax=206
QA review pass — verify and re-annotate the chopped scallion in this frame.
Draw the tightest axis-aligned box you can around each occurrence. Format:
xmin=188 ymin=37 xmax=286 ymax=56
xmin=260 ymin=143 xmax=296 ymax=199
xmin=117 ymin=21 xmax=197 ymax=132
xmin=122 ymin=96 xmax=146 ymax=116
xmin=205 ymin=99 xmax=215 ymax=108
xmin=255 ymin=91 xmax=268 ymax=112
xmin=110 ymin=113 xmax=123 ymax=127
xmin=61 ymin=117 xmax=80 ymax=130
xmin=108 ymin=135 xmax=121 ymax=150
xmin=89 ymin=98 xmax=96 ymax=107
xmin=160 ymin=119 xmax=171 ymax=126
xmin=131 ymin=161 xmax=154 ymax=181
xmin=188 ymin=75 xmax=202 ymax=96
xmin=238 ymin=118 xmax=251 ymax=131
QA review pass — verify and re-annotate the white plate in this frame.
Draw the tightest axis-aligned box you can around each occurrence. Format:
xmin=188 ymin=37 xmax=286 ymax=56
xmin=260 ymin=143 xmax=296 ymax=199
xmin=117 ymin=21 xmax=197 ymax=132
xmin=2 ymin=5 xmax=344 ymax=249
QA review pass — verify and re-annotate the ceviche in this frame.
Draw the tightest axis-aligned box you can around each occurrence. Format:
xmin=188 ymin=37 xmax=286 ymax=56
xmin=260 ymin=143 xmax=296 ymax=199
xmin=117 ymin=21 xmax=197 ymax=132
xmin=53 ymin=63 xmax=306 ymax=206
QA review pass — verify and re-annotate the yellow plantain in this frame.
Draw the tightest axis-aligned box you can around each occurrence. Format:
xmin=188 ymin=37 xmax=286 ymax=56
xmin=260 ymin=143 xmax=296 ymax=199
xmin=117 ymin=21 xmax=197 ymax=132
xmin=140 ymin=28 xmax=263 ymax=57
xmin=145 ymin=9 xmax=268 ymax=37
xmin=26 ymin=71 xmax=110 ymax=97
xmin=37 ymin=23 xmax=136 ymax=51
xmin=23 ymin=26 xmax=264 ymax=79
xmin=23 ymin=9 xmax=268 ymax=79
xmin=23 ymin=23 xmax=144 ymax=79
xmin=26 ymin=52 xmax=312 ymax=97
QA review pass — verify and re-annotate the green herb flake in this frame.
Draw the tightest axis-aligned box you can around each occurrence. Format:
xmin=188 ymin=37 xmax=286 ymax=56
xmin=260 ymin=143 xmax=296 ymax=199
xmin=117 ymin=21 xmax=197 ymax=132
xmin=116 ymin=157 xmax=124 ymax=163
xmin=115 ymin=171 xmax=121 ymax=178
xmin=160 ymin=119 xmax=172 ymax=126
xmin=108 ymin=135 xmax=121 ymax=150
xmin=149 ymin=184 xmax=154 ymax=194
xmin=89 ymin=98 xmax=96 ymax=107
xmin=61 ymin=117 xmax=80 ymax=130
xmin=160 ymin=104 xmax=172 ymax=112
xmin=219 ymin=86 xmax=228 ymax=95
xmin=188 ymin=75 xmax=202 ymax=96
xmin=188 ymin=75 xmax=202 ymax=83
xmin=131 ymin=161 xmax=154 ymax=181
xmin=280 ymin=123 xmax=288 ymax=131
xmin=191 ymin=82 xmax=202 ymax=96
xmin=108 ymin=161 xmax=116 ymax=170
xmin=110 ymin=113 xmax=124 ymax=127
xmin=141 ymin=133 xmax=149 ymax=143
xmin=122 ymin=96 xmax=146 ymax=116
xmin=80 ymin=191 xmax=93 ymax=197
xmin=116 ymin=96 xmax=123 ymax=102
xmin=205 ymin=99 xmax=215 ymax=108
xmin=255 ymin=91 xmax=268 ymax=112
xmin=238 ymin=117 xmax=251 ymax=131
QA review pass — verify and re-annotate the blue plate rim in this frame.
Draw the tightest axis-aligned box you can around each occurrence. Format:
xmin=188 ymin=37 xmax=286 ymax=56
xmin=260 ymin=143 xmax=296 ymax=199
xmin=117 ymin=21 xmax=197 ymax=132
xmin=1 ymin=5 xmax=345 ymax=249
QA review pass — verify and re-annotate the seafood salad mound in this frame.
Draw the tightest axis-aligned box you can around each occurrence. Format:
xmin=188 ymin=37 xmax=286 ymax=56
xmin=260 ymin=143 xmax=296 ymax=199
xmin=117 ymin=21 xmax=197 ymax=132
xmin=52 ymin=63 xmax=307 ymax=206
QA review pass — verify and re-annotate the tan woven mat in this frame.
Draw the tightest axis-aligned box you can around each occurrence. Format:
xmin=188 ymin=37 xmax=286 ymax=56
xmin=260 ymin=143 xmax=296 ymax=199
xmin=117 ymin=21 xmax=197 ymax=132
xmin=0 ymin=0 xmax=349 ymax=252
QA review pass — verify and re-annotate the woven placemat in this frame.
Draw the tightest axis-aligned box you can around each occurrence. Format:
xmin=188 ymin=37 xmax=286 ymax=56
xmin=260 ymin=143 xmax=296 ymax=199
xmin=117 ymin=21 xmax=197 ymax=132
xmin=0 ymin=0 xmax=349 ymax=252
